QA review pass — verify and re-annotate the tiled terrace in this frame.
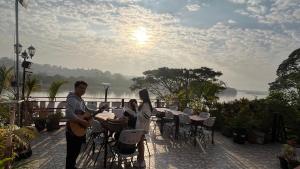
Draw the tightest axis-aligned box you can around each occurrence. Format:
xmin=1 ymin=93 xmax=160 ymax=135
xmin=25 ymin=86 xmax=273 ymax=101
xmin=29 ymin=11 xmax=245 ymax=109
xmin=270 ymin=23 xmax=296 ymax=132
xmin=14 ymin=126 xmax=281 ymax=169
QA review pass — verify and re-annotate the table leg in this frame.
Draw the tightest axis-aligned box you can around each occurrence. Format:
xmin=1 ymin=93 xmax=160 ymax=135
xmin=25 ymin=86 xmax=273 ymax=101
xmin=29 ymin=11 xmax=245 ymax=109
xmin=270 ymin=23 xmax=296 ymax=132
xmin=103 ymin=129 xmax=108 ymax=168
xmin=193 ymin=125 xmax=197 ymax=146
xmin=175 ymin=116 xmax=179 ymax=139
xmin=211 ymin=127 xmax=214 ymax=144
xmin=160 ymin=119 xmax=164 ymax=134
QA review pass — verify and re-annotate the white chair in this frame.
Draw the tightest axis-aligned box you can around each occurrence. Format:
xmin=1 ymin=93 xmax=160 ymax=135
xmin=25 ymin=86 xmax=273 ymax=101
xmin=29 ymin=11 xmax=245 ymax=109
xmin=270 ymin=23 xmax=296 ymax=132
xmin=183 ymin=108 xmax=193 ymax=115
xmin=178 ymin=114 xmax=191 ymax=139
xmin=87 ymin=101 xmax=97 ymax=110
xmin=81 ymin=120 xmax=105 ymax=167
xmin=200 ymin=117 xmax=216 ymax=147
xmin=199 ymin=112 xmax=210 ymax=119
xmin=150 ymin=109 xmax=161 ymax=135
xmin=110 ymin=129 xmax=145 ymax=168
xmin=168 ymin=105 xmax=178 ymax=111
xmin=163 ymin=111 xmax=175 ymax=137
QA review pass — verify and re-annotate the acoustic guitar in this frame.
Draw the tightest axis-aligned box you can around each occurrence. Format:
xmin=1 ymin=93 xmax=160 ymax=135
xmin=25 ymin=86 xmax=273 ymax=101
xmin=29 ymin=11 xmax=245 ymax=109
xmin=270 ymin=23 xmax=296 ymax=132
xmin=69 ymin=105 xmax=108 ymax=137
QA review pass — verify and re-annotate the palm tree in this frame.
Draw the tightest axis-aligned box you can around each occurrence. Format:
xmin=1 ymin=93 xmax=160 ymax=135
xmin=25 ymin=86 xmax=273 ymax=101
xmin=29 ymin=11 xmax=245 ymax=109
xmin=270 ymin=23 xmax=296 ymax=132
xmin=25 ymin=77 xmax=40 ymax=101
xmin=48 ymin=80 xmax=67 ymax=101
xmin=0 ymin=66 xmax=13 ymax=96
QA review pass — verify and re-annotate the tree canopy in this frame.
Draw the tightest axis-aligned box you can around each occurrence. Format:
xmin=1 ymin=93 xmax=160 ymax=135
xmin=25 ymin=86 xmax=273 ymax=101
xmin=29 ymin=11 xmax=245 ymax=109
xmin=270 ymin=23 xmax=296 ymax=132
xmin=269 ymin=48 xmax=300 ymax=106
xmin=130 ymin=67 xmax=225 ymax=110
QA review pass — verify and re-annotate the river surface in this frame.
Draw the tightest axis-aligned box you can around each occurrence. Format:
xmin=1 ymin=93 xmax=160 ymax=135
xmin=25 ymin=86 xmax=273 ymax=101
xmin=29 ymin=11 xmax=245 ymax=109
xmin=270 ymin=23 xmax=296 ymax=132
xmin=31 ymin=90 xmax=267 ymax=102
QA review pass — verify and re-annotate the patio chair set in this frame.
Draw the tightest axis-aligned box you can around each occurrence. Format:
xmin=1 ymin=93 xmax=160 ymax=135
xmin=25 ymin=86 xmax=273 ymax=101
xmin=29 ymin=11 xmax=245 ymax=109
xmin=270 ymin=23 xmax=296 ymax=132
xmin=152 ymin=107 xmax=216 ymax=149
xmin=78 ymin=109 xmax=152 ymax=169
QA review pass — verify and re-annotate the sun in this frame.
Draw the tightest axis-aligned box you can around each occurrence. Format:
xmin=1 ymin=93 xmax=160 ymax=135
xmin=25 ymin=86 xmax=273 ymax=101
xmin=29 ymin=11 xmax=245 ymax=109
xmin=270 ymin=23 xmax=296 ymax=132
xmin=132 ymin=27 xmax=149 ymax=44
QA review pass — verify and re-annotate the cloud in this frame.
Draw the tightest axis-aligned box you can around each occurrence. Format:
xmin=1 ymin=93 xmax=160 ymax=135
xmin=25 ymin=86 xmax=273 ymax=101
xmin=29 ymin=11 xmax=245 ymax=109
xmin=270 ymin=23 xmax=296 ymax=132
xmin=232 ymin=0 xmax=300 ymax=24
xmin=228 ymin=19 xmax=237 ymax=24
xmin=186 ymin=4 xmax=200 ymax=12
xmin=0 ymin=0 xmax=299 ymax=90
xmin=228 ymin=0 xmax=246 ymax=4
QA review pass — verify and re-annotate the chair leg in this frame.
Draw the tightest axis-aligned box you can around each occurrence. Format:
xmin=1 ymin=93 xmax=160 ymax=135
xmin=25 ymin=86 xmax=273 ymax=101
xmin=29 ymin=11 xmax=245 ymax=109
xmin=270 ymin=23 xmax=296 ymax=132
xmin=93 ymin=143 xmax=104 ymax=167
xmin=144 ymin=139 xmax=151 ymax=157
xmin=110 ymin=155 xmax=116 ymax=169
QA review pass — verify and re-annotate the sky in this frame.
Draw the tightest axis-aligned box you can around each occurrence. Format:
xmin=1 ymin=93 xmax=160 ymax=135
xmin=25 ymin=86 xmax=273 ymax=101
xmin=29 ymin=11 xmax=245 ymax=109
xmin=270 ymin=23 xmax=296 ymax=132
xmin=0 ymin=0 xmax=299 ymax=91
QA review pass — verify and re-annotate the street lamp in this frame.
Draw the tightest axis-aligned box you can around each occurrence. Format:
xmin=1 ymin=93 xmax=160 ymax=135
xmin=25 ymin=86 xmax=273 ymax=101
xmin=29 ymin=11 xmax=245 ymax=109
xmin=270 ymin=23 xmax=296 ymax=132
xmin=20 ymin=45 xmax=35 ymax=126
xmin=28 ymin=45 xmax=36 ymax=58
xmin=14 ymin=43 xmax=22 ymax=55
xmin=21 ymin=45 xmax=35 ymax=100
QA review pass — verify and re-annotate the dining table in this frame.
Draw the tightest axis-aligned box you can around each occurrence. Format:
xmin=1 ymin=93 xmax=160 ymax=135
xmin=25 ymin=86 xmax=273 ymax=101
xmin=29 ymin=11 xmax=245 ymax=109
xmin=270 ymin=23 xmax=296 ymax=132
xmin=155 ymin=108 xmax=212 ymax=144
xmin=189 ymin=115 xmax=213 ymax=145
xmin=94 ymin=111 xmax=115 ymax=168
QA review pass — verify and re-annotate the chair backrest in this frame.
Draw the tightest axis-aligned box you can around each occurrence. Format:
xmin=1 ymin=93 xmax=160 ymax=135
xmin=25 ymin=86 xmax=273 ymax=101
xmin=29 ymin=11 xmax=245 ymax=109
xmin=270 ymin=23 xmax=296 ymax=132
xmin=183 ymin=108 xmax=193 ymax=115
xmin=199 ymin=112 xmax=210 ymax=119
xmin=119 ymin=129 xmax=145 ymax=145
xmin=178 ymin=114 xmax=191 ymax=124
xmin=112 ymin=108 xmax=124 ymax=118
xmin=151 ymin=108 xmax=158 ymax=116
xmin=112 ymin=102 xmax=121 ymax=108
xmin=169 ymin=105 xmax=178 ymax=111
xmin=203 ymin=117 xmax=216 ymax=127
xmin=104 ymin=120 xmax=125 ymax=133
xmin=87 ymin=101 xmax=97 ymax=110
xmin=165 ymin=111 xmax=174 ymax=119
xmin=91 ymin=119 xmax=104 ymax=133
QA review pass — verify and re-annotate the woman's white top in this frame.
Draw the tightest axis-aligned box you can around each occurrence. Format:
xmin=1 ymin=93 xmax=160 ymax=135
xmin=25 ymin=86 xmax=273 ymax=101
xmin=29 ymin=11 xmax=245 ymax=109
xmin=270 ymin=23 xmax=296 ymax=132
xmin=135 ymin=103 xmax=151 ymax=133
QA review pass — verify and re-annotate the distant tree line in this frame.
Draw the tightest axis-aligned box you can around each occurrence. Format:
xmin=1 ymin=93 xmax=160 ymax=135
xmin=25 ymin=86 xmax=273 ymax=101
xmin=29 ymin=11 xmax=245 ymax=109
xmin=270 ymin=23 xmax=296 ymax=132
xmin=0 ymin=57 xmax=133 ymax=94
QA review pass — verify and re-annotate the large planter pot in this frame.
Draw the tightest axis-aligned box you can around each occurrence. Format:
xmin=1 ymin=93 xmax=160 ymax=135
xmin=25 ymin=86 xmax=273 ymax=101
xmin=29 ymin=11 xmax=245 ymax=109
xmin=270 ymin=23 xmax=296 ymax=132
xmin=278 ymin=156 xmax=289 ymax=169
xmin=15 ymin=145 xmax=33 ymax=161
xmin=233 ymin=128 xmax=247 ymax=144
xmin=46 ymin=118 xmax=60 ymax=131
xmin=248 ymin=130 xmax=271 ymax=144
xmin=222 ymin=126 xmax=233 ymax=137
xmin=34 ymin=118 xmax=46 ymax=132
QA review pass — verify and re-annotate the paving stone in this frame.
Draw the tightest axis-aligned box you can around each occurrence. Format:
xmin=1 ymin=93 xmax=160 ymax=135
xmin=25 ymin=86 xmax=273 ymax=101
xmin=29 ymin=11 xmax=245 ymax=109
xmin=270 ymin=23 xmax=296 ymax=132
xmin=15 ymin=126 xmax=281 ymax=169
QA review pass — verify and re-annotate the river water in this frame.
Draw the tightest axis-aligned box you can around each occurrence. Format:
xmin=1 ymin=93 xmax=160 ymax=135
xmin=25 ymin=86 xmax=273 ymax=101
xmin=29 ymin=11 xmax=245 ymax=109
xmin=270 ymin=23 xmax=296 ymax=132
xmin=31 ymin=90 xmax=267 ymax=102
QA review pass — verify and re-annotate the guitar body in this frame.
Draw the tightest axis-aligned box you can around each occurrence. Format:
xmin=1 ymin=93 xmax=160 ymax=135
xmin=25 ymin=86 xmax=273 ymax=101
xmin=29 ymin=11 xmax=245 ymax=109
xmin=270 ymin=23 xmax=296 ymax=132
xmin=69 ymin=112 xmax=92 ymax=137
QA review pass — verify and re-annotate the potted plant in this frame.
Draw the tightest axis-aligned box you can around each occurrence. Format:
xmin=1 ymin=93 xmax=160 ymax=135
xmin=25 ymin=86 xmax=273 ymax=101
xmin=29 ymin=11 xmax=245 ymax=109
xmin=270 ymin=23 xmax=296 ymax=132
xmin=231 ymin=112 xmax=251 ymax=144
xmin=46 ymin=112 xmax=62 ymax=131
xmin=278 ymin=135 xmax=300 ymax=169
xmin=33 ymin=107 xmax=48 ymax=132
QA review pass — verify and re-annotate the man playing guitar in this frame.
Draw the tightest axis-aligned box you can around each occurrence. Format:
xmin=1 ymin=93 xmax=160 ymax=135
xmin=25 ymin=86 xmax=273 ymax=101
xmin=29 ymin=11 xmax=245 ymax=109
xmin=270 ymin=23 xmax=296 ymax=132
xmin=65 ymin=81 xmax=108 ymax=169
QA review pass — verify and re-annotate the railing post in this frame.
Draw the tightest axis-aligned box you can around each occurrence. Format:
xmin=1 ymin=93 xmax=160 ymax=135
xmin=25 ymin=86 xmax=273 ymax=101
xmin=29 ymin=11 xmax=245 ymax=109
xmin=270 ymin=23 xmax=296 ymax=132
xmin=121 ymin=99 xmax=125 ymax=107
xmin=156 ymin=99 xmax=160 ymax=108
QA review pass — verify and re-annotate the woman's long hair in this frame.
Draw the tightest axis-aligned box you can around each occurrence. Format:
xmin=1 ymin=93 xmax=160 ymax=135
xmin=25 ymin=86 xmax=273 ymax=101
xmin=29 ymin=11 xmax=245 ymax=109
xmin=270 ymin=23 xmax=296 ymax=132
xmin=128 ymin=99 xmax=138 ymax=112
xmin=138 ymin=89 xmax=153 ymax=112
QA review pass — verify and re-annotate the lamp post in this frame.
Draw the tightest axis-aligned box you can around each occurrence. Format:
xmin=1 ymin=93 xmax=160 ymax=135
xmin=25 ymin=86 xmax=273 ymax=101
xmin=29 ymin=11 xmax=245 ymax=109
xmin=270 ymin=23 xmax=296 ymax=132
xmin=102 ymin=83 xmax=111 ymax=103
xmin=14 ymin=0 xmax=30 ymax=126
xmin=21 ymin=45 xmax=35 ymax=100
xmin=183 ymin=69 xmax=193 ymax=107
xmin=19 ymin=45 xmax=35 ymax=127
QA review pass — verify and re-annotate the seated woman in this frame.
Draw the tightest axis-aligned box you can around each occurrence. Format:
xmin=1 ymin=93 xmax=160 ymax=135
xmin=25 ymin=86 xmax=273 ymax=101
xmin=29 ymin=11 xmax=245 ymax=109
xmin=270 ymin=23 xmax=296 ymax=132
xmin=107 ymin=99 xmax=138 ymax=154
xmin=108 ymin=99 xmax=138 ymax=128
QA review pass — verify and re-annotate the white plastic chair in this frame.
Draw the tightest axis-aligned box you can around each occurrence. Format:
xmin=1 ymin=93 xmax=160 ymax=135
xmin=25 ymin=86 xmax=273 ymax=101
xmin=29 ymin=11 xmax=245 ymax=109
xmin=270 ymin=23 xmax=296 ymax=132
xmin=183 ymin=108 xmax=193 ymax=115
xmin=178 ymin=114 xmax=191 ymax=139
xmin=199 ymin=112 xmax=210 ymax=119
xmin=87 ymin=101 xmax=97 ymax=110
xmin=150 ymin=109 xmax=161 ymax=135
xmin=163 ymin=111 xmax=175 ymax=137
xmin=168 ymin=105 xmax=178 ymax=111
xmin=81 ymin=120 xmax=105 ymax=167
xmin=110 ymin=129 xmax=145 ymax=168
xmin=201 ymin=117 xmax=216 ymax=147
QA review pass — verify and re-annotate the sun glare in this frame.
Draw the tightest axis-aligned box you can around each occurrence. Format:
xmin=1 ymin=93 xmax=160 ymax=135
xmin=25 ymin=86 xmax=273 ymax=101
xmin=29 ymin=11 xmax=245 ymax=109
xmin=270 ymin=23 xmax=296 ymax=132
xmin=132 ymin=27 xmax=149 ymax=44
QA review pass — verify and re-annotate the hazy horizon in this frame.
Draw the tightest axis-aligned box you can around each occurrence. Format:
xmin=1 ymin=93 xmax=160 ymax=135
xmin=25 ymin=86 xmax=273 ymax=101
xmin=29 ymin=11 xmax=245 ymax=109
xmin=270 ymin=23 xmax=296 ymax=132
xmin=1 ymin=0 xmax=299 ymax=91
